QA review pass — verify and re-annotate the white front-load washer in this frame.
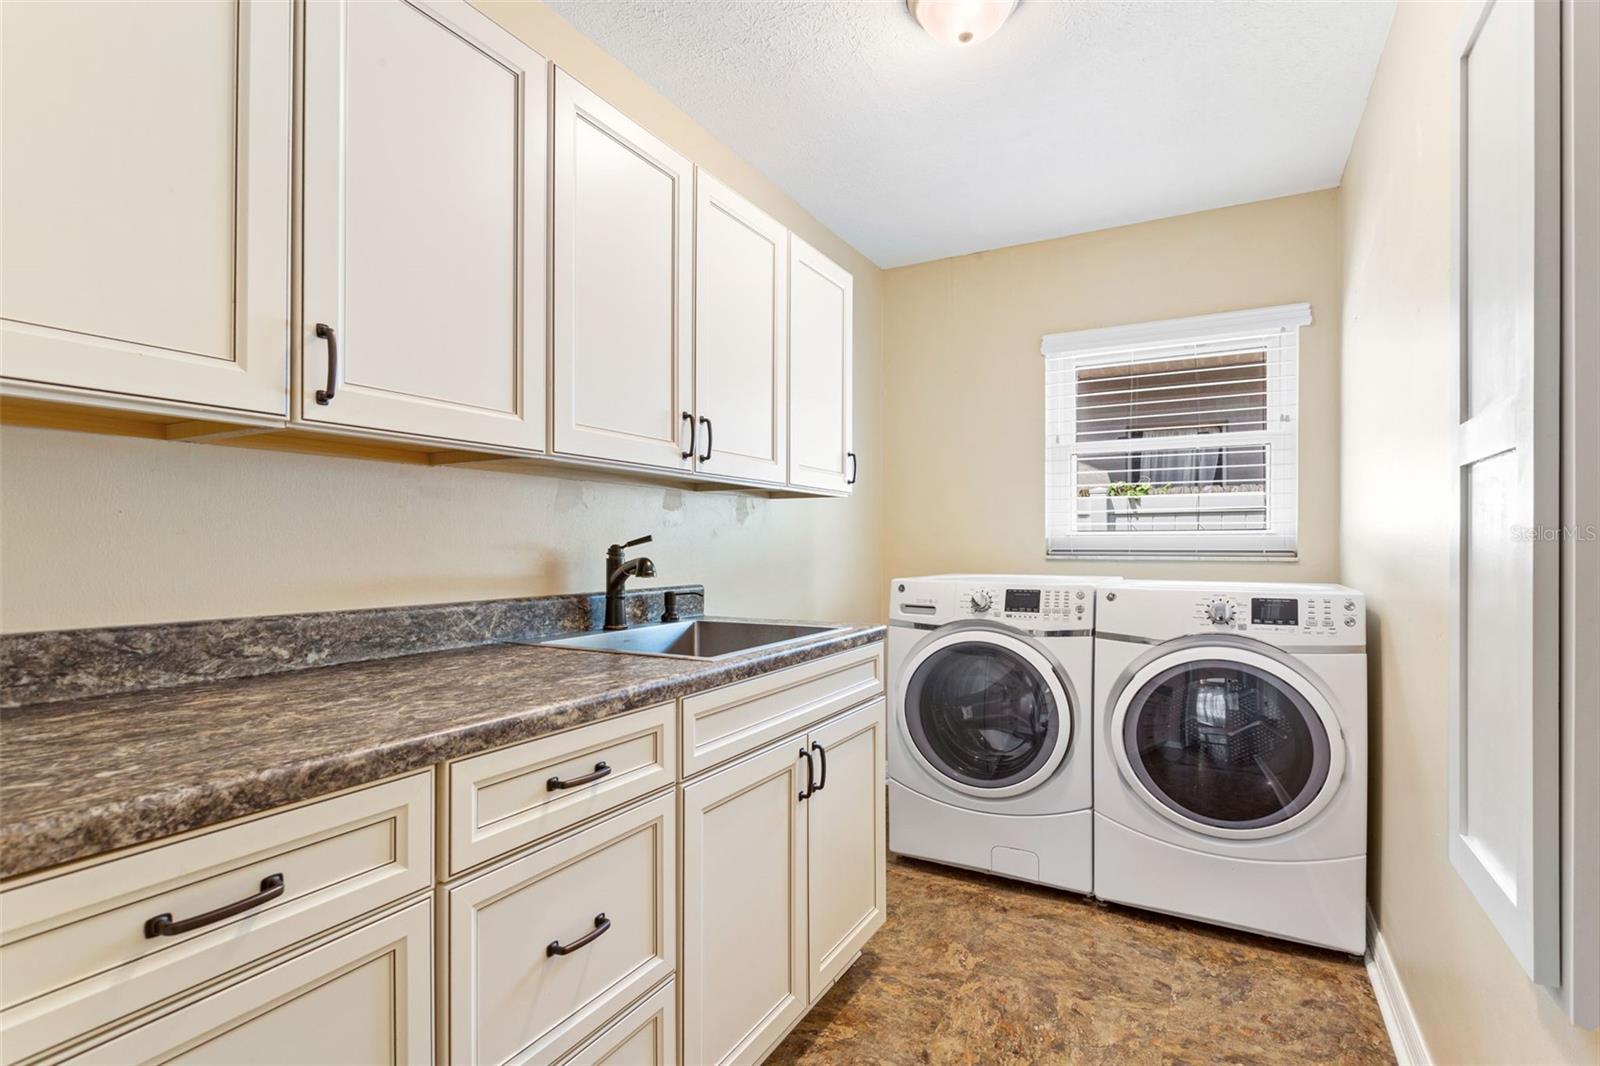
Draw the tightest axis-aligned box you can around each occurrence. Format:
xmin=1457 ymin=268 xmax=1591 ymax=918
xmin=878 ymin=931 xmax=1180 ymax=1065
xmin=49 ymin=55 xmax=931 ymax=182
xmin=1092 ymin=580 xmax=1368 ymax=953
xmin=887 ymin=574 xmax=1104 ymax=892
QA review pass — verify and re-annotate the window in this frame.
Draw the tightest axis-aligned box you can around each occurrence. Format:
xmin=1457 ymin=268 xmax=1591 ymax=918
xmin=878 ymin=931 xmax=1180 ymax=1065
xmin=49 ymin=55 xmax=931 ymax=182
xmin=1042 ymin=304 xmax=1309 ymax=558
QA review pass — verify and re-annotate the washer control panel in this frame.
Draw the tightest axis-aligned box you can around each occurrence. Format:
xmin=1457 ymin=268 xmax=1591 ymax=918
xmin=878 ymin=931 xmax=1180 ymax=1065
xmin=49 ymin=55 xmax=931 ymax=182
xmin=1189 ymin=593 xmax=1359 ymax=638
xmin=961 ymin=583 xmax=1092 ymax=628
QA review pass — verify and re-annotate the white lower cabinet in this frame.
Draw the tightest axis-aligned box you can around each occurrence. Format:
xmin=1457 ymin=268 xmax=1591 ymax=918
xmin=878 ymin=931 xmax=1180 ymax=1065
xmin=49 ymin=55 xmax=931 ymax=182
xmin=556 ymin=980 xmax=675 ymax=1066
xmin=442 ymin=793 xmax=676 ymax=1066
xmin=680 ymin=737 xmax=810 ymax=1066
xmin=0 ymin=773 xmax=433 ymax=1064
xmin=805 ymin=699 xmax=888 ymax=994
xmin=65 ymin=897 xmax=434 ymax=1065
xmin=680 ymin=696 xmax=887 ymax=1066
xmin=1 ymin=650 xmax=886 ymax=1066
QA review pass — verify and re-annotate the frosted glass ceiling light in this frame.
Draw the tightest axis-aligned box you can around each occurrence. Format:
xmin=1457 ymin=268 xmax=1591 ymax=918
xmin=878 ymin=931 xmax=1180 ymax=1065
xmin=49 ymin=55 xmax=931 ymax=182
xmin=906 ymin=0 xmax=1018 ymax=47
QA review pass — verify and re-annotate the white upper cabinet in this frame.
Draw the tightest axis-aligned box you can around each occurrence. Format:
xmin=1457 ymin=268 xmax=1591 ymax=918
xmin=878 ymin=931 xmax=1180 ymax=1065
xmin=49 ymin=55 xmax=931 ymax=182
xmin=788 ymin=237 xmax=855 ymax=493
xmin=694 ymin=171 xmax=788 ymax=485
xmin=0 ymin=0 xmax=291 ymax=417
xmin=301 ymin=0 xmax=547 ymax=451
xmin=552 ymin=70 xmax=694 ymax=471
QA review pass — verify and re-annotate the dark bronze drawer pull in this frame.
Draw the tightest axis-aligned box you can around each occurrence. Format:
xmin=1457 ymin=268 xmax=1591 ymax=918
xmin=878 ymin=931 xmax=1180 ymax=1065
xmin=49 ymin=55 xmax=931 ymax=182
xmin=547 ymin=913 xmax=611 ymax=956
xmin=811 ymin=740 xmax=827 ymax=793
xmin=548 ymin=761 xmax=611 ymax=791
xmin=144 ymin=873 xmax=285 ymax=939
xmin=798 ymin=746 xmax=815 ymax=801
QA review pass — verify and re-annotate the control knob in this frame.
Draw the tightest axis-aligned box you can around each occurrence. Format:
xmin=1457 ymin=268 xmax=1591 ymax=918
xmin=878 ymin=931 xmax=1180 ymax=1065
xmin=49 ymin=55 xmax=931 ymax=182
xmin=1207 ymin=599 xmax=1235 ymax=625
xmin=970 ymin=590 xmax=993 ymax=613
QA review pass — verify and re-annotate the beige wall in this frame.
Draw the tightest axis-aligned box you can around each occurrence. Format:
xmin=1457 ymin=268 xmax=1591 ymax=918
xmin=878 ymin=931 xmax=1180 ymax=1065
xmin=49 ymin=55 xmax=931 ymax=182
xmin=1339 ymin=2 xmax=1598 ymax=1063
xmin=880 ymin=189 xmax=1342 ymax=586
xmin=0 ymin=1 xmax=884 ymax=634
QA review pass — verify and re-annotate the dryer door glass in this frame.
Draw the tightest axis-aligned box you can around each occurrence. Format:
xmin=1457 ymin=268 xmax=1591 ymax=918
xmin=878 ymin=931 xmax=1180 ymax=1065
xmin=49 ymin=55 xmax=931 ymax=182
xmin=1123 ymin=659 xmax=1330 ymax=830
xmin=904 ymin=642 xmax=1061 ymax=789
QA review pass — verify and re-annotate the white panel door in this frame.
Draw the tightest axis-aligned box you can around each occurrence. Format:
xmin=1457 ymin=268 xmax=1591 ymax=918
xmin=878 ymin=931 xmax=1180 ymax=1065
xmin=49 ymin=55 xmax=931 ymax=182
xmin=680 ymin=740 xmax=809 ymax=1066
xmin=67 ymin=899 xmax=433 ymax=1065
xmin=553 ymin=70 xmax=694 ymax=470
xmin=302 ymin=0 xmax=546 ymax=451
xmin=788 ymin=236 xmax=855 ymax=493
xmin=1449 ymin=0 xmax=1562 ymax=986
xmin=694 ymin=170 xmax=788 ymax=484
xmin=805 ymin=699 xmax=887 ymax=998
xmin=0 ymin=0 xmax=290 ymax=417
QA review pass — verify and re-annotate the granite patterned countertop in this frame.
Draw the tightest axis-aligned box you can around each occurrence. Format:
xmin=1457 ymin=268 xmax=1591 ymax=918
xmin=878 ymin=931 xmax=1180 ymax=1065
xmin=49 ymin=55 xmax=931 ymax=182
xmin=0 ymin=621 xmax=884 ymax=881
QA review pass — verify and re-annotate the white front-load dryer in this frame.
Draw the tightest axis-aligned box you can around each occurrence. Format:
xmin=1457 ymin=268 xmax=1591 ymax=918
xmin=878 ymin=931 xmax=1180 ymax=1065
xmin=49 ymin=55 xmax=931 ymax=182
xmin=1092 ymin=580 xmax=1368 ymax=953
xmin=887 ymin=574 xmax=1104 ymax=892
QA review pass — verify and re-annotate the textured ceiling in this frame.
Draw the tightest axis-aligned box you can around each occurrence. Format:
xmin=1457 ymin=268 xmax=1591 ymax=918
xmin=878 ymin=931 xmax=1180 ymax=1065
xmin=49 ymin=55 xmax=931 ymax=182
xmin=549 ymin=0 xmax=1394 ymax=268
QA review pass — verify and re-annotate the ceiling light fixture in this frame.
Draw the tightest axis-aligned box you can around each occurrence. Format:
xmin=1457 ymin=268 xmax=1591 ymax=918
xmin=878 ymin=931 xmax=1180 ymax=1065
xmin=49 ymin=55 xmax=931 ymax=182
xmin=906 ymin=0 xmax=1018 ymax=48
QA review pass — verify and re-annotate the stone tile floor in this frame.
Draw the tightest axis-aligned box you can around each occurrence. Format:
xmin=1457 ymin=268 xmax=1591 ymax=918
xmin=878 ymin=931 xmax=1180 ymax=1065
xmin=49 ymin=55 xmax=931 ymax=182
xmin=768 ymin=856 xmax=1394 ymax=1065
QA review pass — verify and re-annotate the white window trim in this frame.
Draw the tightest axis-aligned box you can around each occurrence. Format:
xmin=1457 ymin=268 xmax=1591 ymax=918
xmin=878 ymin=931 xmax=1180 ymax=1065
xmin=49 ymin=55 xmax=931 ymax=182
xmin=1042 ymin=303 xmax=1310 ymax=560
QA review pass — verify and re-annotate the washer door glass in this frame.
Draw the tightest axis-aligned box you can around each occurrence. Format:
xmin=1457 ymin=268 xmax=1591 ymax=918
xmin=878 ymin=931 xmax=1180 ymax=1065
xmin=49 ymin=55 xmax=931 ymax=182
xmin=904 ymin=641 xmax=1061 ymax=789
xmin=1123 ymin=659 xmax=1330 ymax=830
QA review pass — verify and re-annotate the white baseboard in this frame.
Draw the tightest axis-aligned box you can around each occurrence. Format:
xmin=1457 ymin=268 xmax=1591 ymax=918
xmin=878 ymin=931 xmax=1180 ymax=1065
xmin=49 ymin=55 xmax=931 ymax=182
xmin=1366 ymin=908 xmax=1433 ymax=1065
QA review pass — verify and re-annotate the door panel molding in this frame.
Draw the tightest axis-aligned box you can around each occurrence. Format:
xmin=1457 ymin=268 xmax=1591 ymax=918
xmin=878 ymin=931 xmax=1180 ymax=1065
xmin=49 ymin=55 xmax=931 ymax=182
xmin=1448 ymin=0 xmax=1562 ymax=987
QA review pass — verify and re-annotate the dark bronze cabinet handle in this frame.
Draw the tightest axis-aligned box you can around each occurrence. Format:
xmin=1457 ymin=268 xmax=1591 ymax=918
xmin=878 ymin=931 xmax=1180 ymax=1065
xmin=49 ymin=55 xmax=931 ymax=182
xmin=798 ymin=746 xmax=815 ymax=801
xmin=810 ymin=741 xmax=827 ymax=793
xmin=847 ymin=451 xmax=858 ymax=485
xmin=548 ymin=761 xmax=611 ymax=791
xmin=698 ymin=416 xmax=713 ymax=463
xmin=680 ymin=411 xmax=695 ymax=460
xmin=145 ymin=874 xmax=285 ymax=938
xmin=314 ymin=323 xmax=339 ymax=405
xmin=547 ymin=913 xmax=611 ymax=956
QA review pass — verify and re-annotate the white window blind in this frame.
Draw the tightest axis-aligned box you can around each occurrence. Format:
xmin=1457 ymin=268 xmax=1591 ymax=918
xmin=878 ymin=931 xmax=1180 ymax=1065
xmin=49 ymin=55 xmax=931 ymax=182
xmin=1042 ymin=304 xmax=1309 ymax=559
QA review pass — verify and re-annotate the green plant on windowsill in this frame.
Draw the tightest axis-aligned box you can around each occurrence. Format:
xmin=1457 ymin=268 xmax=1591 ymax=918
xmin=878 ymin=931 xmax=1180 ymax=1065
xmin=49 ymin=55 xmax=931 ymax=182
xmin=1105 ymin=481 xmax=1172 ymax=499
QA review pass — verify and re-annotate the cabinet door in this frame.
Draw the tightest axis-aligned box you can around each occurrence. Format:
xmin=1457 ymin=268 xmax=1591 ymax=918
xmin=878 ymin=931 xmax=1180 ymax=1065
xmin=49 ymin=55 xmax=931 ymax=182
xmin=805 ymin=698 xmax=887 ymax=998
xmin=67 ymin=899 xmax=433 ymax=1065
xmin=681 ymin=741 xmax=809 ymax=1066
xmin=694 ymin=171 xmax=788 ymax=484
xmin=788 ymin=236 xmax=855 ymax=493
xmin=552 ymin=70 xmax=694 ymax=470
xmin=302 ymin=0 xmax=546 ymax=451
xmin=0 ymin=0 xmax=290 ymax=417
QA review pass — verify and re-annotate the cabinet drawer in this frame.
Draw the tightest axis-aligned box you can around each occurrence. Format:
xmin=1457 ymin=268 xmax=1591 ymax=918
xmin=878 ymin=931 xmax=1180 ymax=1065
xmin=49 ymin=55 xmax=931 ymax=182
xmin=0 ymin=772 xmax=432 ymax=1063
xmin=445 ymin=703 xmax=676 ymax=878
xmin=556 ymin=980 xmax=675 ymax=1066
xmin=681 ymin=645 xmax=883 ymax=777
xmin=62 ymin=897 xmax=433 ymax=1066
xmin=443 ymin=793 xmax=676 ymax=1066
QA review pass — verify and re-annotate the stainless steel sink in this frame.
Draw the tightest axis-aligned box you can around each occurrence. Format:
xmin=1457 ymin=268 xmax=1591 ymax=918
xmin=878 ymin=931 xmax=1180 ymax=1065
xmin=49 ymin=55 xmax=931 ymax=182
xmin=538 ymin=619 xmax=837 ymax=660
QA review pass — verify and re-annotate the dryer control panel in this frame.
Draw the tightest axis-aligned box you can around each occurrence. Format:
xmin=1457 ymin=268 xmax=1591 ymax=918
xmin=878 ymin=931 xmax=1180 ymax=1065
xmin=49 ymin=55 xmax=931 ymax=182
xmin=1185 ymin=592 xmax=1359 ymax=638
